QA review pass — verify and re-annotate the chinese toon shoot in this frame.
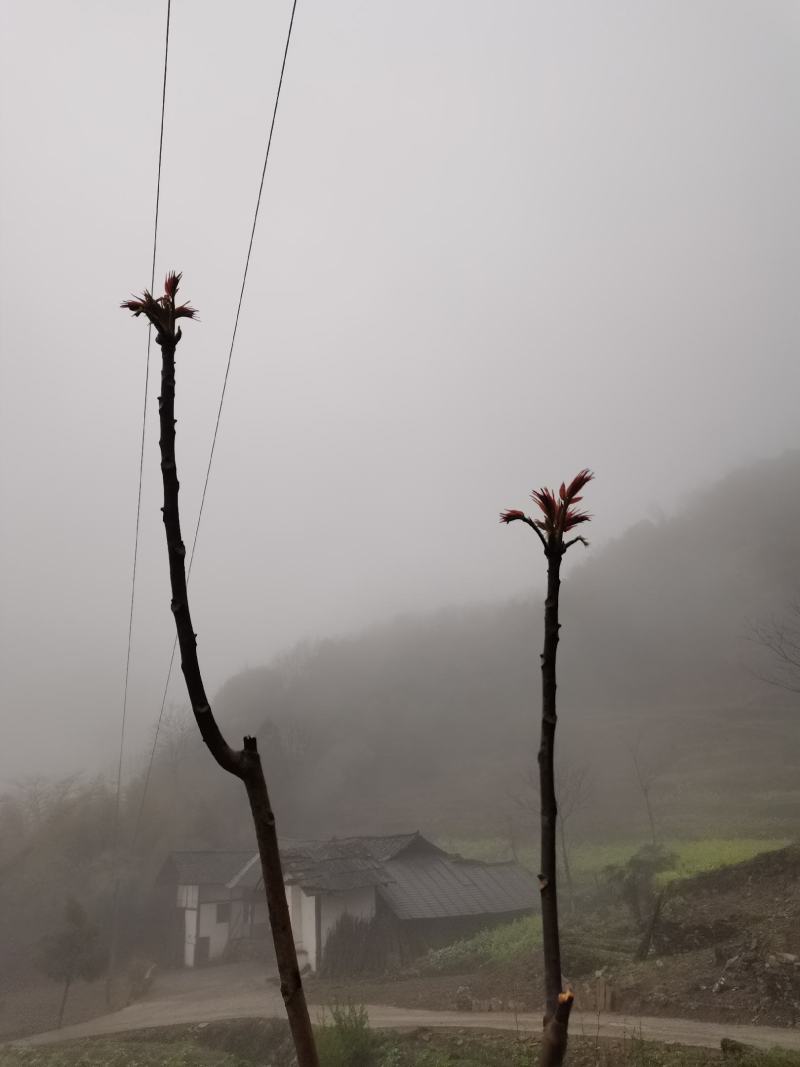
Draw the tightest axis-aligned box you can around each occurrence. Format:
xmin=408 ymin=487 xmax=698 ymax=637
xmin=501 ymin=469 xmax=594 ymax=1067
xmin=122 ymin=273 xmax=319 ymax=1067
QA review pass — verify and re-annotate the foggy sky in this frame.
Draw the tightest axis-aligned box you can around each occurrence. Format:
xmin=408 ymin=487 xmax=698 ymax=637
xmin=1 ymin=0 xmax=799 ymax=785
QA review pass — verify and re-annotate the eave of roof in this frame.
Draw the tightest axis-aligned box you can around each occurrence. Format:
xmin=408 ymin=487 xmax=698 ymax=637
xmin=157 ymin=850 xmax=258 ymax=888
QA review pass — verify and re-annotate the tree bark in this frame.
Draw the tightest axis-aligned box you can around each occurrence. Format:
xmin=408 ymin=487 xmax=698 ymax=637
xmin=105 ymin=877 xmax=120 ymax=1007
xmin=632 ymin=743 xmax=658 ymax=844
xmin=157 ymin=331 xmax=319 ymax=1067
xmin=501 ymin=474 xmax=591 ymax=1067
xmin=57 ymin=975 xmax=72 ymax=1029
xmin=539 ymin=545 xmax=564 ymax=1018
xmin=636 ymin=888 xmax=666 ymax=961
xmin=540 ymin=992 xmax=574 ymax=1067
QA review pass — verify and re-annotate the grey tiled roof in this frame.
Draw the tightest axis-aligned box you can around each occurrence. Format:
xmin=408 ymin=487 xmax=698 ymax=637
xmin=337 ymin=832 xmax=445 ymax=863
xmin=279 ymin=839 xmax=390 ymax=893
xmin=159 ymin=835 xmax=537 ymax=920
xmin=378 ymin=856 xmax=536 ymax=920
xmin=238 ymin=833 xmax=442 ymax=893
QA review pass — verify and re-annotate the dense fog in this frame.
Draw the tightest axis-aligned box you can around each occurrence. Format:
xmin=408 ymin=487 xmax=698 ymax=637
xmin=0 ymin=2 xmax=799 ymax=1051
xmin=2 ymin=0 xmax=799 ymax=785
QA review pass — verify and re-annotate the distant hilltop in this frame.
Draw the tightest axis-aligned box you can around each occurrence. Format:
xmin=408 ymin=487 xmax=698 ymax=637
xmin=199 ymin=450 xmax=800 ymax=840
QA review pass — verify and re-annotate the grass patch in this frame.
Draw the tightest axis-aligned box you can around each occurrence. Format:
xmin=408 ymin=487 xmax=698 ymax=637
xmin=657 ymin=839 xmax=792 ymax=884
xmin=731 ymin=1054 xmax=800 ymax=1067
xmin=3 ymin=1025 xmax=800 ymax=1067
xmin=315 ymin=1002 xmax=377 ymax=1067
xmin=0 ymin=1020 xmax=297 ymax=1067
xmin=0 ymin=1041 xmax=248 ymax=1066
xmin=421 ymin=915 xmax=542 ymax=973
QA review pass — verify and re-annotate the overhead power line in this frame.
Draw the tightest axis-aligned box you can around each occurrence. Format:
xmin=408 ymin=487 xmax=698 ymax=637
xmin=107 ymin=0 xmax=172 ymax=1002
xmin=132 ymin=0 xmax=300 ymax=846
xmin=113 ymin=0 xmax=172 ymax=854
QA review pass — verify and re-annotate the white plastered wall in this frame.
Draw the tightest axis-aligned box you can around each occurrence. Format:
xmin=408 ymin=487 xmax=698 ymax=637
xmin=287 ymin=884 xmax=312 ymax=971
xmin=177 ymin=884 xmax=199 ymax=967
xmin=197 ymin=900 xmax=230 ymax=960
xmin=318 ymin=886 xmax=376 ymax=968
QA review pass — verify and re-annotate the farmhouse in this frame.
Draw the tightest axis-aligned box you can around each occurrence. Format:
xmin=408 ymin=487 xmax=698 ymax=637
xmin=157 ymin=832 xmax=536 ymax=972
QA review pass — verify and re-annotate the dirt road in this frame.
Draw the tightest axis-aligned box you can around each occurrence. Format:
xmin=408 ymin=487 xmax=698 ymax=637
xmin=14 ymin=963 xmax=800 ymax=1053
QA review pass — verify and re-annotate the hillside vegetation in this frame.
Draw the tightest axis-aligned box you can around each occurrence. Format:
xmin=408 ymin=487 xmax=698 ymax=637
xmin=208 ymin=450 xmax=800 ymax=840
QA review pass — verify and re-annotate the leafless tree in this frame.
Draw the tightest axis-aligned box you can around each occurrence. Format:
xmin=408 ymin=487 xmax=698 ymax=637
xmin=511 ymin=760 xmax=592 ymax=914
xmin=748 ymin=600 xmax=800 ymax=694
xmin=630 ymin=733 xmax=668 ymax=846
xmin=154 ymin=705 xmax=195 ymax=776
xmin=556 ymin=763 xmax=591 ymax=915
xmin=122 ymin=274 xmax=318 ymax=1067
xmin=501 ymin=470 xmax=593 ymax=1067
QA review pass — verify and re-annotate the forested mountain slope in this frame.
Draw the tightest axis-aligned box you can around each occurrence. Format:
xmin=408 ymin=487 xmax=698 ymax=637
xmin=207 ymin=451 xmax=800 ymax=840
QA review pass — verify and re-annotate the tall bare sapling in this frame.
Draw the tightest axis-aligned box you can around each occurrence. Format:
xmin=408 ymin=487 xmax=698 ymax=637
xmin=121 ymin=274 xmax=319 ymax=1067
xmin=501 ymin=469 xmax=593 ymax=1067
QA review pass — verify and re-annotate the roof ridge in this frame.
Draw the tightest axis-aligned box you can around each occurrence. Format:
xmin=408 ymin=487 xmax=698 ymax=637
xmin=337 ymin=831 xmax=420 ymax=841
xmin=171 ymin=849 xmax=256 ymax=855
xmin=226 ymin=852 xmax=261 ymax=889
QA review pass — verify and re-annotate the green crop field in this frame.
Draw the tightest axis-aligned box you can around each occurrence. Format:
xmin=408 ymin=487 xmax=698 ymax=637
xmin=437 ymin=835 xmax=791 ymax=884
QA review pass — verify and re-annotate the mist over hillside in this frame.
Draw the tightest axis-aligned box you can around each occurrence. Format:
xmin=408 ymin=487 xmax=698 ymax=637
xmin=1 ymin=454 xmax=797 ymax=993
xmin=201 ymin=451 xmax=800 ymax=843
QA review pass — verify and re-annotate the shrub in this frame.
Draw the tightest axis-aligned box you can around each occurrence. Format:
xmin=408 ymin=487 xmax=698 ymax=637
xmin=734 ymin=1052 xmax=800 ymax=1067
xmin=603 ymin=845 xmax=677 ymax=929
xmin=315 ymin=1002 xmax=377 ymax=1067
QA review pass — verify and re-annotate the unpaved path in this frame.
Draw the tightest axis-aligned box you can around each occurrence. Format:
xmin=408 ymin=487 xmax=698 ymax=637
xmin=13 ymin=963 xmax=800 ymax=1052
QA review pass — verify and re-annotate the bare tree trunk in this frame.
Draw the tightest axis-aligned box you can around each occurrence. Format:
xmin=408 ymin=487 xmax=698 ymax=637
xmin=539 ymin=548 xmax=563 ymax=1011
xmin=636 ymin=888 xmax=665 ymax=961
xmin=631 ymin=740 xmax=659 ymax=845
xmin=57 ymin=975 xmax=72 ymax=1029
xmin=105 ymin=878 xmax=120 ymax=1007
xmin=500 ymin=471 xmax=592 ymax=1067
xmin=538 ymin=547 xmax=572 ymax=1067
xmin=157 ymin=331 xmax=318 ymax=1067
xmin=644 ymin=786 xmax=657 ymax=845
xmin=507 ymin=815 xmax=519 ymax=862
